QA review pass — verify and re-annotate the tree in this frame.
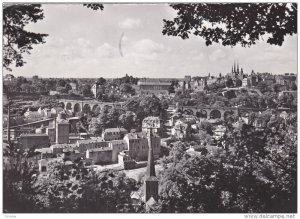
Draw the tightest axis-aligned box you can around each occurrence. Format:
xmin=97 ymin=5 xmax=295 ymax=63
xmin=159 ymin=144 xmax=223 ymax=213
xmin=57 ymin=79 xmax=67 ymax=87
xmin=107 ymin=108 xmax=122 ymax=128
xmin=20 ymin=83 xmax=33 ymax=93
xmin=96 ymin=77 xmax=106 ymax=85
xmin=83 ymin=3 xmax=104 ymax=11
xmin=120 ymin=83 xmax=135 ymax=95
xmin=81 ymin=84 xmax=93 ymax=97
xmin=119 ymin=111 xmax=137 ymax=131
xmin=88 ymin=117 xmax=102 ymax=136
xmin=257 ymin=81 xmax=272 ymax=93
xmin=65 ymin=84 xmax=72 ymax=92
xmin=163 ymin=3 xmax=297 ymax=47
xmin=3 ymin=155 xmax=38 ymax=212
xmin=235 ymin=79 xmax=242 ymax=87
xmin=56 ymin=86 xmax=68 ymax=94
xmin=226 ymin=78 xmax=234 ymax=88
xmin=199 ymin=121 xmax=213 ymax=135
xmin=3 ymin=4 xmax=48 ymax=70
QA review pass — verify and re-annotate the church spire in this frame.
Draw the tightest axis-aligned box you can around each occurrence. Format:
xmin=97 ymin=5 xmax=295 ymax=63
xmin=233 ymin=60 xmax=236 ymax=73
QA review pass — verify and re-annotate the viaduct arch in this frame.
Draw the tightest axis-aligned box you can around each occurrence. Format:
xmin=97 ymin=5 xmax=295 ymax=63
xmin=59 ymin=99 xmax=124 ymax=114
xmin=173 ymin=104 xmax=279 ymax=121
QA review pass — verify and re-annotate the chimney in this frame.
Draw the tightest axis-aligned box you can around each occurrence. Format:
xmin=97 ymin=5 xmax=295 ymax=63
xmin=144 ymin=128 xmax=159 ymax=203
xmin=7 ymin=101 xmax=11 ymax=144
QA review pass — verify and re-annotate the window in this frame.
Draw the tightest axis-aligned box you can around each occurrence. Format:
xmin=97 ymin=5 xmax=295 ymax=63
xmin=41 ymin=166 xmax=47 ymax=172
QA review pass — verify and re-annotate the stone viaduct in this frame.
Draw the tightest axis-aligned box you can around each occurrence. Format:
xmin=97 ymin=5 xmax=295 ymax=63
xmin=59 ymin=99 xmax=125 ymax=114
xmin=170 ymin=104 xmax=291 ymax=120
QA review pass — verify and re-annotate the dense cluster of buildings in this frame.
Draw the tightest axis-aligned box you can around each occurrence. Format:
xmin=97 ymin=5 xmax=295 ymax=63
xmin=134 ymin=62 xmax=297 ymax=97
xmin=6 ymin=111 xmax=162 ymax=173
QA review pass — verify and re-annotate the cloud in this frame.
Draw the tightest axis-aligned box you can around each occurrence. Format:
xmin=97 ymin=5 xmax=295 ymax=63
xmin=209 ymin=49 xmax=226 ymax=61
xmin=133 ymin=39 xmax=165 ymax=55
xmin=76 ymin=38 xmax=92 ymax=48
xmin=119 ymin=18 xmax=141 ymax=29
xmin=95 ymin=43 xmax=119 ymax=58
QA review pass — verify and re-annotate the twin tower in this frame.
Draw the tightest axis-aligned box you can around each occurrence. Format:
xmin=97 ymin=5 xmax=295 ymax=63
xmin=231 ymin=60 xmax=243 ymax=74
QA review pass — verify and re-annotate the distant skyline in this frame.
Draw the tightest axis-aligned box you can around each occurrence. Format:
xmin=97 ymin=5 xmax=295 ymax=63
xmin=4 ymin=3 xmax=298 ymax=78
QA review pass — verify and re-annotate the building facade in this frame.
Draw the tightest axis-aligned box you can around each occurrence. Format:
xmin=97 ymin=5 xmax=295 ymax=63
xmin=124 ymin=132 xmax=160 ymax=161
xmin=137 ymin=80 xmax=171 ymax=95
xmin=18 ymin=134 xmax=50 ymax=149
xmin=102 ymin=128 xmax=128 ymax=141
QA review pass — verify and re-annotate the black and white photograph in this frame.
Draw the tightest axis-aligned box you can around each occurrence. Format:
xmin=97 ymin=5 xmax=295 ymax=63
xmin=2 ymin=1 xmax=298 ymax=215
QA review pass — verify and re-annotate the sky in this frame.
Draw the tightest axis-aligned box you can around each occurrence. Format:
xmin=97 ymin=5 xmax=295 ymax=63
xmin=5 ymin=3 xmax=298 ymax=78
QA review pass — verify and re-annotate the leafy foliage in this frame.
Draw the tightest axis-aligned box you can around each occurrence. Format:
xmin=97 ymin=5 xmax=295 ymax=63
xmin=83 ymin=3 xmax=104 ymax=11
xmin=3 ymin=4 xmax=48 ymax=70
xmin=163 ymin=3 xmax=297 ymax=47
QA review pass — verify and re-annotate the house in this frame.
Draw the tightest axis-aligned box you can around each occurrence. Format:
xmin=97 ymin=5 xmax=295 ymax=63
xmin=102 ymin=128 xmax=128 ymax=141
xmin=76 ymin=137 xmax=109 ymax=153
xmin=86 ymin=147 xmax=112 ymax=165
xmin=242 ymin=78 xmax=248 ymax=87
xmin=124 ymin=132 xmax=160 ymax=161
xmin=4 ymin=74 xmax=15 ymax=81
xmin=24 ymin=108 xmax=46 ymax=122
xmin=51 ymin=107 xmax=65 ymax=117
xmin=109 ymin=140 xmax=128 ymax=163
xmin=142 ymin=116 xmax=161 ymax=135
xmin=49 ymin=90 xmax=61 ymax=96
xmin=69 ymin=82 xmax=78 ymax=91
xmin=38 ymin=159 xmax=48 ymax=174
xmin=35 ymin=148 xmax=53 ymax=159
xmin=50 ymin=143 xmax=78 ymax=155
xmin=56 ymin=119 xmax=69 ymax=144
xmin=213 ymin=125 xmax=226 ymax=140
xmin=262 ymin=75 xmax=275 ymax=85
xmin=18 ymin=133 xmax=50 ymax=149
xmin=91 ymin=83 xmax=98 ymax=98
xmin=62 ymin=148 xmax=83 ymax=162
xmin=171 ymin=120 xmax=192 ymax=140
xmin=275 ymin=73 xmax=297 ymax=90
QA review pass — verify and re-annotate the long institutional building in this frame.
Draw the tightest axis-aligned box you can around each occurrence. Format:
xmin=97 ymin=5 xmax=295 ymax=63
xmin=137 ymin=79 xmax=172 ymax=95
xmin=137 ymin=75 xmax=200 ymax=95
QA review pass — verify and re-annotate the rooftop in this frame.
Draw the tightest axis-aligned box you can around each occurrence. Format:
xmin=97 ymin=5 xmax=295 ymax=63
xmin=109 ymin=140 xmax=127 ymax=145
xmin=88 ymin=147 xmax=112 ymax=152
xmin=35 ymin=148 xmax=53 ymax=154
xmin=126 ymin=132 xmax=159 ymax=140
xmin=51 ymin=143 xmax=77 ymax=148
xmin=138 ymin=81 xmax=172 ymax=86
xmin=77 ymin=137 xmax=106 ymax=144
xmin=19 ymin=133 xmax=49 ymax=137
xmin=103 ymin=128 xmax=128 ymax=133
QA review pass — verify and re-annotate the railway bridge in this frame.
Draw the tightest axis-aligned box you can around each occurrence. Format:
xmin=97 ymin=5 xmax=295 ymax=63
xmin=170 ymin=104 xmax=291 ymax=120
xmin=59 ymin=99 xmax=124 ymax=114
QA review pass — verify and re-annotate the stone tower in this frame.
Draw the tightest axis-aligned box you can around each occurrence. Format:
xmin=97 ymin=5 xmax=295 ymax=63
xmin=144 ymin=128 xmax=159 ymax=202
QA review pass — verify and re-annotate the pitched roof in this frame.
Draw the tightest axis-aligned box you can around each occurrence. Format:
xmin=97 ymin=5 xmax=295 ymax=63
xmin=51 ymin=143 xmax=77 ymax=149
xmin=103 ymin=128 xmax=128 ymax=133
xmin=88 ymin=147 xmax=112 ymax=152
xmin=109 ymin=140 xmax=127 ymax=145
xmin=35 ymin=148 xmax=52 ymax=154
xmin=19 ymin=133 xmax=49 ymax=137
xmin=77 ymin=137 xmax=105 ymax=144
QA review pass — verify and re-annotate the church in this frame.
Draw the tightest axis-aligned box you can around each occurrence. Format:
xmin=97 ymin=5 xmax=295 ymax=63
xmin=227 ymin=60 xmax=244 ymax=81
